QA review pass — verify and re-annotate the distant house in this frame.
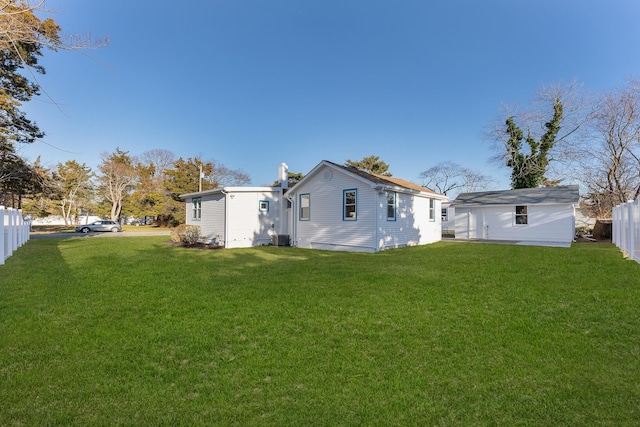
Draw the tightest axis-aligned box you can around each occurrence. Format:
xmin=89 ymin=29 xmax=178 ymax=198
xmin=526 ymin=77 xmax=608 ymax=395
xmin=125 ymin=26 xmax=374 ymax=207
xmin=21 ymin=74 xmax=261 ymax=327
xmin=181 ymin=160 xmax=446 ymax=252
xmin=284 ymin=160 xmax=447 ymax=252
xmin=451 ymin=185 xmax=580 ymax=245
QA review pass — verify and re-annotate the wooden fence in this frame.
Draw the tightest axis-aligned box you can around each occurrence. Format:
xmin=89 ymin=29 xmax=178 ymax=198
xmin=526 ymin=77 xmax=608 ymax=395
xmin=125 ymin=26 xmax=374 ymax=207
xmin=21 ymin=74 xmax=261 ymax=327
xmin=1 ymin=206 xmax=31 ymax=265
xmin=612 ymin=199 xmax=640 ymax=264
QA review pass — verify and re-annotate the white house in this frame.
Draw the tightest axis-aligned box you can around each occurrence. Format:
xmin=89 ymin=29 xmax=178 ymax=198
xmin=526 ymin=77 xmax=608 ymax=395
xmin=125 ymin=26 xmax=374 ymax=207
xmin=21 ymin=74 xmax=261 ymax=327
xmin=180 ymin=164 xmax=290 ymax=249
xmin=181 ymin=160 xmax=446 ymax=252
xmin=451 ymin=185 xmax=580 ymax=245
xmin=284 ymin=160 xmax=447 ymax=252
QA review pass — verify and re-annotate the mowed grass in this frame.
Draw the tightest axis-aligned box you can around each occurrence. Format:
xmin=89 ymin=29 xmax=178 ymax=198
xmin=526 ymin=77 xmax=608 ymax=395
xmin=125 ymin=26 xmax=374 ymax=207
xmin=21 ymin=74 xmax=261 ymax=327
xmin=1 ymin=237 xmax=639 ymax=426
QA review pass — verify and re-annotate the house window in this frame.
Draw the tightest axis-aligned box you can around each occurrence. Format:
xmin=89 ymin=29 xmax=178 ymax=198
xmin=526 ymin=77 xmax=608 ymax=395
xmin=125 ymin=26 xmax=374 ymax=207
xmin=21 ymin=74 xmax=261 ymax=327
xmin=344 ymin=189 xmax=357 ymax=220
xmin=429 ymin=199 xmax=436 ymax=221
xmin=259 ymin=200 xmax=269 ymax=212
xmin=192 ymin=197 xmax=201 ymax=221
xmin=300 ymin=194 xmax=310 ymax=220
xmin=386 ymin=191 xmax=396 ymax=221
xmin=441 ymin=207 xmax=448 ymax=221
xmin=515 ymin=205 xmax=528 ymax=224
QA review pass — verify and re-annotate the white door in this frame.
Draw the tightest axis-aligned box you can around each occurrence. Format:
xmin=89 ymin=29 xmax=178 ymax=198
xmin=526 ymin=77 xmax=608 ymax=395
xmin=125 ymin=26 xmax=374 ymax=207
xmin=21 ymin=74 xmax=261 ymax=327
xmin=468 ymin=209 xmax=487 ymax=239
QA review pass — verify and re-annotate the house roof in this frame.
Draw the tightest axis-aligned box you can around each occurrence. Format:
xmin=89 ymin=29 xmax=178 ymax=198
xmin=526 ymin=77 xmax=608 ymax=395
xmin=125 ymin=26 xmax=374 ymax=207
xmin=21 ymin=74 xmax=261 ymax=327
xmin=303 ymin=160 xmax=445 ymax=198
xmin=179 ymin=186 xmax=280 ymax=199
xmin=452 ymin=185 xmax=580 ymax=207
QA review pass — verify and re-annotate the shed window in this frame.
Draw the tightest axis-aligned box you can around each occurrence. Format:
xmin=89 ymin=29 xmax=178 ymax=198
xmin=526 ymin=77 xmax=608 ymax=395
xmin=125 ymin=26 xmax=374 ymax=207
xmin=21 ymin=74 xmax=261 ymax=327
xmin=344 ymin=189 xmax=357 ymax=220
xmin=515 ymin=205 xmax=528 ymax=224
xmin=259 ymin=200 xmax=269 ymax=212
xmin=387 ymin=191 xmax=396 ymax=221
xmin=429 ymin=199 xmax=436 ymax=221
xmin=300 ymin=194 xmax=310 ymax=220
xmin=192 ymin=197 xmax=201 ymax=221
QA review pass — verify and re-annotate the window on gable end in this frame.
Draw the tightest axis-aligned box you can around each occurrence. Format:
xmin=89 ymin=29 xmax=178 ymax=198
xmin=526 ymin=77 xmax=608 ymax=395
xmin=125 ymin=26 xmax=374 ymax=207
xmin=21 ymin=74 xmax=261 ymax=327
xmin=300 ymin=194 xmax=310 ymax=220
xmin=344 ymin=189 xmax=357 ymax=220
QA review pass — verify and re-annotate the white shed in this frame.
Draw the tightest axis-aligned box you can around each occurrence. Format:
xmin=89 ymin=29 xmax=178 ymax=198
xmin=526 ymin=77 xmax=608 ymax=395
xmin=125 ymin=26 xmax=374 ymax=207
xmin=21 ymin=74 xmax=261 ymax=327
xmin=284 ymin=160 xmax=446 ymax=252
xmin=452 ymin=185 xmax=580 ymax=245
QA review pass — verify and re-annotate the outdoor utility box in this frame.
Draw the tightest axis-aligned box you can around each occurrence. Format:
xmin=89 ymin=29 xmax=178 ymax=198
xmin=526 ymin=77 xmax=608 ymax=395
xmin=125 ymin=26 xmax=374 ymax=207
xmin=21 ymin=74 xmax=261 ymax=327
xmin=272 ymin=234 xmax=290 ymax=246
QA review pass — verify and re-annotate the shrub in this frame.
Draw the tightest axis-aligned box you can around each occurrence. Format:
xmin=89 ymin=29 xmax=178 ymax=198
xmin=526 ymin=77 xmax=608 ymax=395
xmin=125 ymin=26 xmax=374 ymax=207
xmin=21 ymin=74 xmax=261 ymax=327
xmin=170 ymin=224 xmax=201 ymax=244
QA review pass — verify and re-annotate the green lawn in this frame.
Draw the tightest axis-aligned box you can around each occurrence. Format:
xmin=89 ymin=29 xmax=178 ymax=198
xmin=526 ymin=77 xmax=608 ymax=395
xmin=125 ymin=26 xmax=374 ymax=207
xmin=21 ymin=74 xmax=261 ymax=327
xmin=1 ymin=237 xmax=639 ymax=426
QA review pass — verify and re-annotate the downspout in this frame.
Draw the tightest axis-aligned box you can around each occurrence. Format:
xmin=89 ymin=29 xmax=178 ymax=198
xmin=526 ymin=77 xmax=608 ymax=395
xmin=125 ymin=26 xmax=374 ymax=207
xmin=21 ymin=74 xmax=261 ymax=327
xmin=572 ymin=203 xmax=576 ymax=242
xmin=286 ymin=194 xmax=296 ymax=247
xmin=221 ymin=190 xmax=229 ymax=247
xmin=374 ymin=186 xmax=384 ymax=251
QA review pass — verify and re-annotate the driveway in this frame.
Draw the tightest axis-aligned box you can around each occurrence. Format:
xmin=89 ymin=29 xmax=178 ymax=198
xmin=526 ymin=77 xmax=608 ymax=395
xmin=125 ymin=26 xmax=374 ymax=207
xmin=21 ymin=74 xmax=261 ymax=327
xmin=30 ymin=231 xmax=171 ymax=239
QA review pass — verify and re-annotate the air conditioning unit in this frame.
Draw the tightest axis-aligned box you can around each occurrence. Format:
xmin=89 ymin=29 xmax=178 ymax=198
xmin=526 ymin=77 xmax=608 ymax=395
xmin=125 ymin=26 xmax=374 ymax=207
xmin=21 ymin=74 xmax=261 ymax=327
xmin=272 ymin=234 xmax=290 ymax=247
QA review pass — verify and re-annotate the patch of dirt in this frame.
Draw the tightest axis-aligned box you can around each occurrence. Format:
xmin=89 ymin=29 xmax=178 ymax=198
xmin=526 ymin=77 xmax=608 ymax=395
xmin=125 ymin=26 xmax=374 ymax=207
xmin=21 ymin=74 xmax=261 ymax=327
xmin=575 ymin=236 xmax=612 ymax=244
xmin=166 ymin=241 xmax=224 ymax=250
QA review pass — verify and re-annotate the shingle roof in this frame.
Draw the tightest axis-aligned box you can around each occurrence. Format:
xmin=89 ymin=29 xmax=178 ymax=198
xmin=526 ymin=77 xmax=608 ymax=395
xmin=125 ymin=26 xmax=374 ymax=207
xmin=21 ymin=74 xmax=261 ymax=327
xmin=452 ymin=185 xmax=580 ymax=206
xmin=324 ymin=160 xmax=442 ymax=196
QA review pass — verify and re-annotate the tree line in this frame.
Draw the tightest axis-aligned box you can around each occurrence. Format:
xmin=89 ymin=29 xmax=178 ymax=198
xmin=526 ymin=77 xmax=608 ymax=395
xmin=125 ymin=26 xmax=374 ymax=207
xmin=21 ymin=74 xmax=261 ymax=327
xmin=15 ymin=148 xmax=250 ymax=226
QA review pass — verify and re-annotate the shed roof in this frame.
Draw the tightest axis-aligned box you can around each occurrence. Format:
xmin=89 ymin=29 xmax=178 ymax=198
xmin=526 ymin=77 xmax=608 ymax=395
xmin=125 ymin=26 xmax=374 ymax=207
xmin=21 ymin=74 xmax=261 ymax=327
xmin=452 ymin=185 xmax=580 ymax=207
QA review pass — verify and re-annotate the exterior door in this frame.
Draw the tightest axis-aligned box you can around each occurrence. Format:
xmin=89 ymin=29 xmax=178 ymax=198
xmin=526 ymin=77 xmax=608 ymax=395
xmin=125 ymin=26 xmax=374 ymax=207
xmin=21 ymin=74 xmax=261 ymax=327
xmin=468 ymin=209 xmax=487 ymax=239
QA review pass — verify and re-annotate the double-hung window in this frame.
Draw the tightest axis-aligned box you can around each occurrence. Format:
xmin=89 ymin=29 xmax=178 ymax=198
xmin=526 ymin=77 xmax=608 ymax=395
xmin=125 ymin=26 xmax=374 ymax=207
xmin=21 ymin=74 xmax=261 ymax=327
xmin=300 ymin=194 xmax=310 ymax=220
xmin=192 ymin=197 xmax=201 ymax=221
xmin=344 ymin=189 xmax=357 ymax=220
xmin=429 ymin=198 xmax=436 ymax=221
xmin=515 ymin=205 xmax=528 ymax=224
xmin=386 ymin=191 xmax=396 ymax=221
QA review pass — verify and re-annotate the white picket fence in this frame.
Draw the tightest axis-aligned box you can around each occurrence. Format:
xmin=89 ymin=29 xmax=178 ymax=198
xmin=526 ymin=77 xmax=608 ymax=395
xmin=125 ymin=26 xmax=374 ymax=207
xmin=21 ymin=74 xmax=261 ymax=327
xmin=612 ymin=199 xmax=640 ymax=264
xmin=1 ymin=206 xmax=31 ymax=265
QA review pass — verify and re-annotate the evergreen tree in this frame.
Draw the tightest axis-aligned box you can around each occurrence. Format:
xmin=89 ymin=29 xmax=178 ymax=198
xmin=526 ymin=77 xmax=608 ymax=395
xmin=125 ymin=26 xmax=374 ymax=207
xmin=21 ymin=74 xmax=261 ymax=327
xmin=345 ymin=155 xmax=392 ymax=176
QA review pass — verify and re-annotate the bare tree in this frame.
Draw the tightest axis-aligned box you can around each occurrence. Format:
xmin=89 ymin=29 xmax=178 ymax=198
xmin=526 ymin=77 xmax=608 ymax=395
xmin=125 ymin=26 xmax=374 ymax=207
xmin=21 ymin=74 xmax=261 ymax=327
xmin=419 ymin=161 xmax=492 ymax=198
xmin=0 ymin=1 xmax=107 ymax=54
xmin=53 ymin=160 xmax=93 ymax=225
xmin=576 ymin=79 xmax=640 ymax=217
xmin=140 ymin=149 xmax=175 ymax=180
xmin=97 ymin=148 xmax=136 ymax=221
xmin=486 ymin=80 xmax=591 ymax=186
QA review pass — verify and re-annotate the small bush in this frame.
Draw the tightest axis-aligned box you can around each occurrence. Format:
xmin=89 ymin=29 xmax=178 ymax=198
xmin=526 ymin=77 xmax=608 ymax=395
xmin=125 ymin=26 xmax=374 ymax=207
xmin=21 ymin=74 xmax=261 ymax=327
xmin=170 ymin=224 xmax=201 ymax=244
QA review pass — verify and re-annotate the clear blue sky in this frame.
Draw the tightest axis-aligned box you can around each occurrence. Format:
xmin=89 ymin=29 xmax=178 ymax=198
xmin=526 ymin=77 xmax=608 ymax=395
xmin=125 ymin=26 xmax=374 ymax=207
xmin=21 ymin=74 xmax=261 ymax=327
xmin=19 ymin=0 xmax=640 ymax=189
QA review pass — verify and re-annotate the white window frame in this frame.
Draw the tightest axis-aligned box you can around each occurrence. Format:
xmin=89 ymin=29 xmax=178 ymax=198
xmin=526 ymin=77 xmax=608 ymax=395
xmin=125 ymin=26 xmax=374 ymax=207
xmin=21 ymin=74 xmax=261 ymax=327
xmin=192 ymin=197 xmax=201 ymax=221
xmin=386 ymin=191 xmax=396 ymax=221
xmin=429 ymin=198 xmax=436 ymax=222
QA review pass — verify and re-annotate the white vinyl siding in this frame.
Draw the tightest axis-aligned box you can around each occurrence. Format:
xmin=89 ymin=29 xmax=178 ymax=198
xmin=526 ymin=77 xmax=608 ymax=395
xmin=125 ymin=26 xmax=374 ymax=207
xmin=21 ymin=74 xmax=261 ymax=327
xmin=186 ymin=188 xmax=282 ymax=248
xmin=225 ymin=191 xmax=281 ymax=248
xmin=292 ymin=166 xmax=377 ymax=251
xmin=378 ymin=193 xmax=441 ymax=250
xmin=195 ymin=193 xmax=226 ymax=244
xmin=455 ymin=204 xmax=575 ymax=243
